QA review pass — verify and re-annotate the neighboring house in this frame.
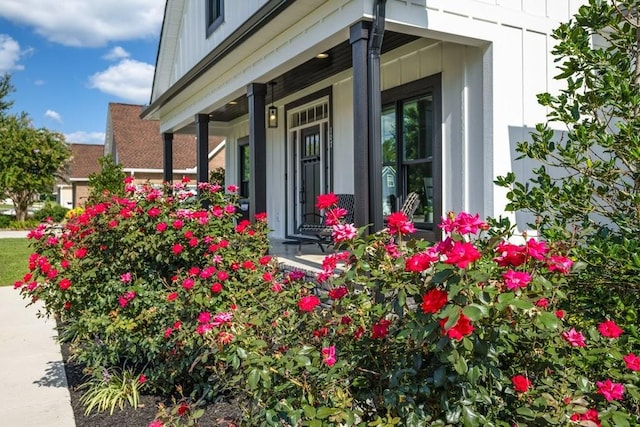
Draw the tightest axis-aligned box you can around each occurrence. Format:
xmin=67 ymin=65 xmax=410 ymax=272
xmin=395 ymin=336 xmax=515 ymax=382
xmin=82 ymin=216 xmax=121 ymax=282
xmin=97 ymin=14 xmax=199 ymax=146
xmin=106 ymin=102 xmax=225 ymax=186
xmin=141 ymin=0 xmax=587 ymax=241
xmin=68 ymin=143 xmax=104 ymax=207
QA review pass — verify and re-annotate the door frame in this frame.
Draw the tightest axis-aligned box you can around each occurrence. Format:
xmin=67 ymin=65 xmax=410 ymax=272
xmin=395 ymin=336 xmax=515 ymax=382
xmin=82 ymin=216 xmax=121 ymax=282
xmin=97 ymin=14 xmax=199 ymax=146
xmin=284 ymin=87 xmax=333 ymax=238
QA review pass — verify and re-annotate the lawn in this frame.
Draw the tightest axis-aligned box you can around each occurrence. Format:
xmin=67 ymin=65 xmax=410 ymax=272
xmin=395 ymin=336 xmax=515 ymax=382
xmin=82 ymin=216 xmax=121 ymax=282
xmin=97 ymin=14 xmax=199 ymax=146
xmin=0 ymin=238 xmax=32 ymax=286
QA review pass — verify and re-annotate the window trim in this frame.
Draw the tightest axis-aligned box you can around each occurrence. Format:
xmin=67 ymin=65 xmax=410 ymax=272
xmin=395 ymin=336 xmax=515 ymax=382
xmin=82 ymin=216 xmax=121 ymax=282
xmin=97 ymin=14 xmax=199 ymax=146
xmin=205 ymin=0 xmax=224 ymax=37
xmin=238 ymin=136 xmax=250 ymax=198
xmin=381 ymin=74 xmax=442 ymax=240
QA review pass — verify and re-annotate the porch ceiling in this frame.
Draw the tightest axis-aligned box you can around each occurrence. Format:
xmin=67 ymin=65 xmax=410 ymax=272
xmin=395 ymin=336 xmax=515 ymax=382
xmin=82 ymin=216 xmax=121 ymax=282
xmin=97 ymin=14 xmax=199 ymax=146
xmin=199 ymin=31 xmax=419 ymax=125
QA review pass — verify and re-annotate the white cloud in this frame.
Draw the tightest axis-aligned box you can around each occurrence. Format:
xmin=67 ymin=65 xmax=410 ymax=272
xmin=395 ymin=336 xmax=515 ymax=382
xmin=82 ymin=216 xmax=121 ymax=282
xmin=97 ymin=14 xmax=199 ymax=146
xmin=34 ymin=79 xmax=44 ymax=85
xmin=104 ymin=46 xmax=130 ymax=61
xmin=44 ymin=109 xmax=62 ymax=123
xmin=89 ymin=59 xmax=154 ymax=104
xmin=0 ymin=0 xmax=164 ymax=47
xmin=65 ymin=131 xmax=105 ymax=145
xmin=0 ymin=34 xmax=24 ymax=72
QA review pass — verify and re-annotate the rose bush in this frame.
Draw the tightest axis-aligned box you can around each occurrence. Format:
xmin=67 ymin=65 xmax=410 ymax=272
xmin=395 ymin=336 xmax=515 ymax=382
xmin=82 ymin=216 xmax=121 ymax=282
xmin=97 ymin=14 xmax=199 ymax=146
xmin=15 ymin=178 xmax=271 ymax=394
xmin=17 ymin=186 xmax=639 ymax=426
xmin=204 ymin=197 xmax=639 ymax=426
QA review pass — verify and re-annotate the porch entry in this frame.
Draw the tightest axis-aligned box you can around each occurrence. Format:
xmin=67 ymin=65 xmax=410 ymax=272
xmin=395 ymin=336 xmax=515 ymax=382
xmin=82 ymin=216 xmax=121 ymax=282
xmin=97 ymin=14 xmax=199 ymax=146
xmin=288 ymin=98 xmax=331 ymax=235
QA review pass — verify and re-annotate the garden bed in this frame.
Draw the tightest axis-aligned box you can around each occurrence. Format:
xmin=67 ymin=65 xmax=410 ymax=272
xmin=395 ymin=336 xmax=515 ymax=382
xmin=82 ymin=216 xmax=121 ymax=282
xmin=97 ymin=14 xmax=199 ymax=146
xmin=61 ymin=341 xmax=241 ymax=427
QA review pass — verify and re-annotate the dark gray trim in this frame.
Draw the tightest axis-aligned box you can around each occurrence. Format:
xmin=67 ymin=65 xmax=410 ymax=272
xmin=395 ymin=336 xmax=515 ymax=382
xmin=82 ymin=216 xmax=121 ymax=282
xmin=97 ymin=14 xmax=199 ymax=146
xmin=205 ymin=0 xmax=225 ymax=38
xmin=350 ymin=21 xmax=370 ymax=229
xmin=195 ymin=114 xmax=210 ymax=185
xmin=247 ymin=83 xmax=267 ymax=220
xmin=162 ymin=132 xmax=174 ymax=184
xmin=142 ymin=0 xmax=297 ymax=121
xmin=367 ymin=0 xmax=387 ymax=232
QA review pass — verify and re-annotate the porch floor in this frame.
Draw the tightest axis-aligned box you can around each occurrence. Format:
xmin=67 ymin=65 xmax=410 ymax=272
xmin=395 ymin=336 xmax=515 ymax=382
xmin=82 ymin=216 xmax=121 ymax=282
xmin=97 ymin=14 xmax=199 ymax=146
xmin=269 ymin=238 xmax=330 ymax=274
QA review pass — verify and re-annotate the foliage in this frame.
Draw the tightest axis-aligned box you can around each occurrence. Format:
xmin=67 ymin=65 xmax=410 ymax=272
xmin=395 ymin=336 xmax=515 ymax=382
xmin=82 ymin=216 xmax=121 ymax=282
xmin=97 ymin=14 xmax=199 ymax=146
xmin=0 ymin=113 xmax=70 ymax=221
xmin=17 ymin=182 xmax=640 ymax=425
xmin=209 ymin=167 xmax=225 ymax=185
xmin=201 ymin=204 xmax=638 ymax=426
xmin=17 ymin=179 xmax=270 ymax=396
xmin=8 ymin=219 xmax=39 ymax=229
xmin=77 ymin=367 xmax=146 ymax=415
xmin=494 ymin=0 xmax=640 ymax=292
xmin=0 ymin=238 xmax=31 ymax=286
xmin=0 ymin=73 xmax=15 ymax=115
xmin=33 ymin=201 xmax=69 ymax=223
xmin=0 ymin=214 xmax=12 ymax=228
xmin=87 ymin=154 xmax=126 ymax=203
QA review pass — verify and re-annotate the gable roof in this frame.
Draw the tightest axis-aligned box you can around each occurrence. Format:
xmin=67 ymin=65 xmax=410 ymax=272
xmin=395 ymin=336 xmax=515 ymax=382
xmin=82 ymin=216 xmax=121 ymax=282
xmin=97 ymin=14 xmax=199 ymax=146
xmin=107 ymin=102 xmax=223 ymax=170
xmin=69 ymin=143 xmax=105 ymax=180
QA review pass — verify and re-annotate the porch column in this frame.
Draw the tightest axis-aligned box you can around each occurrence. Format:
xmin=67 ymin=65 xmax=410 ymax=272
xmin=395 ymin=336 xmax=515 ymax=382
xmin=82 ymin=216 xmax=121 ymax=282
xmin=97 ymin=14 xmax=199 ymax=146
xmin=247 ymin=83 xmax=267 ymax=221
xmin=350 ymin=22 xmax=371 ymax=229
xmin=195 ymin=113 xmax=210 ymax=184
xmin=162 ymin=132 xmax=173 ymax=184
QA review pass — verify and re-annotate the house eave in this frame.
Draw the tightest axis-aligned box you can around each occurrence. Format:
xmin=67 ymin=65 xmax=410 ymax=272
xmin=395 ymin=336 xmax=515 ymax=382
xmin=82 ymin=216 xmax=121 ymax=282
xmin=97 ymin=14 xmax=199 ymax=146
xmin=141 ymin=0 xmax=298 ymax=122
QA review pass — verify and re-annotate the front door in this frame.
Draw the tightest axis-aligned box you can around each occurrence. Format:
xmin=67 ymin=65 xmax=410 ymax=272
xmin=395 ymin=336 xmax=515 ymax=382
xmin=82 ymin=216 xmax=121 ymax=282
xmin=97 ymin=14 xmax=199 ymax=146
xmin=288 ymin=98 xmax=331 ymax=234
xmin=300 ymin=125 xmax=321 ymax=224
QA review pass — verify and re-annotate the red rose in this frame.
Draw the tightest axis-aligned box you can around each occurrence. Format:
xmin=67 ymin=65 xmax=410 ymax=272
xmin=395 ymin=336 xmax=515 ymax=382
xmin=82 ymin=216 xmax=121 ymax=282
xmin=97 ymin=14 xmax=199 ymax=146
xmin=210 ymin=282 xmax=223 ymax=293
xmin=440 ymin=314 xmax=474 ymax=340
xmin=328 ymin=286 xmax=348 ymax=300
xmin=371 ymin=319 xmax=391 ymax=339
xmin=421 ymin=288 xmax=448 ymax=314
xmin=315 ymin=193 xmax=338 ymax=209
xmin=297 ymin=295 xmax=320 ymax=312
xmin=511 ymin=374 xmax=531 ymax=393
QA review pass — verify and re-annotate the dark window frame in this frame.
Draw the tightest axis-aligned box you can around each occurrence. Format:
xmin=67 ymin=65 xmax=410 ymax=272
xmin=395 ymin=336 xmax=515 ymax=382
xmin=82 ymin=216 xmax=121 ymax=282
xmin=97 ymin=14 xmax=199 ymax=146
xmin=381 ymin=74 xmax=442 ymax=240
xmin=206 ymin=0 xmax=224 ymax=37
xmin=238 ymin=136 xmax=250 ymax=198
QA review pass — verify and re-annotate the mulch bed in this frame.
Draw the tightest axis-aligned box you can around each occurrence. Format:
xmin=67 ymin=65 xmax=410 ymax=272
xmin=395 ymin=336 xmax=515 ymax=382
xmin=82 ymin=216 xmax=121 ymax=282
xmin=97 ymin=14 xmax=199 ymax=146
xmin=60 ymin=343 xmax=241 ymax=427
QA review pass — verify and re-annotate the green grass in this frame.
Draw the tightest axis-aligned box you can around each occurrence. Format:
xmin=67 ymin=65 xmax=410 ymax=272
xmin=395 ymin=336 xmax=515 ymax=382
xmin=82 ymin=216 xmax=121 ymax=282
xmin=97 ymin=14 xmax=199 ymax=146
xmin=0 ymin=238 xmax=33 ymax=286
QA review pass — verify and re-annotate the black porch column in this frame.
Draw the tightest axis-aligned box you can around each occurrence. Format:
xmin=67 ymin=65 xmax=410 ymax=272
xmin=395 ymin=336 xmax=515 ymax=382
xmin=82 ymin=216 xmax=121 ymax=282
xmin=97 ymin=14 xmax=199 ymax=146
xmin=350 ymin=22 xmax=370 ymax=229
xmin=162 ymin=132 xmax=173 ymax=184
xmin=246 ymin=83 xmax=267 ymax=221
xmin=195 ymin=114 xmax=210 ymax=184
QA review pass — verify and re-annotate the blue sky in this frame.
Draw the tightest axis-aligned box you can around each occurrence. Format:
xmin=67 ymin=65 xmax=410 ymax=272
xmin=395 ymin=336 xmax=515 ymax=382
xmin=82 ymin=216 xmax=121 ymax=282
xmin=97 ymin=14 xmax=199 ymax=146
xmin=0 ymin=0 xmax=165 ymax=144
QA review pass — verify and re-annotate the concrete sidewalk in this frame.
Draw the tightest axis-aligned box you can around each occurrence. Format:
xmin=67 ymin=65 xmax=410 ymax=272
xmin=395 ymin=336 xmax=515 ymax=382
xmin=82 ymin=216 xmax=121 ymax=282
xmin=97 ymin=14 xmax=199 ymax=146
xmin=0 ymin=286 xmax=76 ymax=427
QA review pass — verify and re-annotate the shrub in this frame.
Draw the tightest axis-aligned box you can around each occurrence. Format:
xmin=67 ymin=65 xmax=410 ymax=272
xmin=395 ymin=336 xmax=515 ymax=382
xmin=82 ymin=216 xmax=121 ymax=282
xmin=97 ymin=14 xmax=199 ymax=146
xmin=186 ymin=198 xmax=639 ymax=425
xmin=33 ymin=201 xmax=69 ymax=223
xmin=0 ymin=214 xmax=12 ymax=228
xmin=16 ymin=178 xmax=270 ymax=395
xmin=18 ymin=186 xmax=639 ymax=425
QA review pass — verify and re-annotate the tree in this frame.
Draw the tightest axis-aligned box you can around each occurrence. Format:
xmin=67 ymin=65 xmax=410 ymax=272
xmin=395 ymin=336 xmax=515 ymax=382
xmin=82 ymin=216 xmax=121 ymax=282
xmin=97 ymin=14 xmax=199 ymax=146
xmin=0 ymin=73 xmax=15 ymax=115
xmin=496 ymin=0 xmax=640 ymax=291
xmin=0 ymin=113 xmax=70 ymax=221
xmin=87 ymin=154 xmax=126 ymax=202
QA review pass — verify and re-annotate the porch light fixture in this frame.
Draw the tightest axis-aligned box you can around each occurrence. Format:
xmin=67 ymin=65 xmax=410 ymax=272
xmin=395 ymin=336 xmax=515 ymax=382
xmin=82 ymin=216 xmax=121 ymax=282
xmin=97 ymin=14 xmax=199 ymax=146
xmin=267 ymin=81 xmax=278 ymax=128
xmin=316 ymin=52 xmax=329 ymax=59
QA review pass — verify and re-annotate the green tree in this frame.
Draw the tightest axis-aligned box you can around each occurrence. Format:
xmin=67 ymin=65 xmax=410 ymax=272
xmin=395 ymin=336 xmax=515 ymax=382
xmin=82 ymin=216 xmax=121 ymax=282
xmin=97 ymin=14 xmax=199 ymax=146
xmin=87 ymin=154 xmax=125 ymax=202
xmin=0 ymin=73 xmax=15 ymax=115
xmin=496 ymin=0 xmax=640 ymax=314
xmin=0 ymin=113 xmax=70 ymax=222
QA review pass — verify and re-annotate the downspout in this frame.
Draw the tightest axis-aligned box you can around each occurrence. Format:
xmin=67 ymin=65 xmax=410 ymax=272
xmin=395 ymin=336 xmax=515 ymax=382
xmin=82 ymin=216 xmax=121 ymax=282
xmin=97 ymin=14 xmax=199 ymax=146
xmin=368 ymin=0 xmax=386 ymax=232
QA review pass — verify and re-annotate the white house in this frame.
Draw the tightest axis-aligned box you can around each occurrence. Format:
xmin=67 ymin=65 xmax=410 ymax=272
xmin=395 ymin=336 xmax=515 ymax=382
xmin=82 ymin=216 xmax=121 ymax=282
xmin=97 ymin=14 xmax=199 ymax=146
xmin=142 ymin=0 xmax=587 ymax=241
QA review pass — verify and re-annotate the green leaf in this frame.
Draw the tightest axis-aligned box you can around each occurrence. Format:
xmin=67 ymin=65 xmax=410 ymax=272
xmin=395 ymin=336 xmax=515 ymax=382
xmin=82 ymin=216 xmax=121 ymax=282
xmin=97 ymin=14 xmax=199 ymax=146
xmin=316 ymin=406 xmax=339 ymax=419
xmin=516 ymin=407 xmax=535 ymax=419
xmin=537 ymin=311 xmax=561 ymax=330
xmin=247 ymin=368 xmax=260 ymax=389
xmin=295 ymin=355 xmax=311 ymax=366
xmin=302 ymin=404 xmax=316 ymax=419
xmin=236 ymin=347 xmax=247 ymax=359
xmin=462 ymin=304 xmax=487 ymax=321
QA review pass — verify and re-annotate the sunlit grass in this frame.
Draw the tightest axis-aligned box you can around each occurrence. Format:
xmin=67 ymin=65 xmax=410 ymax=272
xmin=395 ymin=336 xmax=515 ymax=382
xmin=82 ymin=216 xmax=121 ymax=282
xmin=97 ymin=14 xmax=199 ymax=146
xmin=0 ymin=238 xmax=32 ymax=286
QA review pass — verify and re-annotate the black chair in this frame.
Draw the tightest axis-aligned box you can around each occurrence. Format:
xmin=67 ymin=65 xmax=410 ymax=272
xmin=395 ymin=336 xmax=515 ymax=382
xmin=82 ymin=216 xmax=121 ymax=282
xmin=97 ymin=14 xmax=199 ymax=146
xmin=297 ymin=194 xmax=354 ymax=252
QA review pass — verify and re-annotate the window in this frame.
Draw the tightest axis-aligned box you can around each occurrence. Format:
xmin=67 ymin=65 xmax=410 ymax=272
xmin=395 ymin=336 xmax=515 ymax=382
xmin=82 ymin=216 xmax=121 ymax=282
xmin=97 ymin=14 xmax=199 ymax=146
xmin=206 ymin=0 xmax=224 ymax=37
xmin=381 ymin=75 xmax=441 ymax=232
xmin=238 ymin=137 xmax=250 ymax=198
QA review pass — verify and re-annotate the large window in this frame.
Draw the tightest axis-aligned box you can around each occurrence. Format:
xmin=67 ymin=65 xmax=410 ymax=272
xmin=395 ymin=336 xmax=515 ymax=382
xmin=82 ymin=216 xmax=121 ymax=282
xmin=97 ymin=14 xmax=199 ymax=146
xmin=381 ymin=75 xmax=441 ymax=232
xmin=205 ymin=0 xmax=224 ymax=37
